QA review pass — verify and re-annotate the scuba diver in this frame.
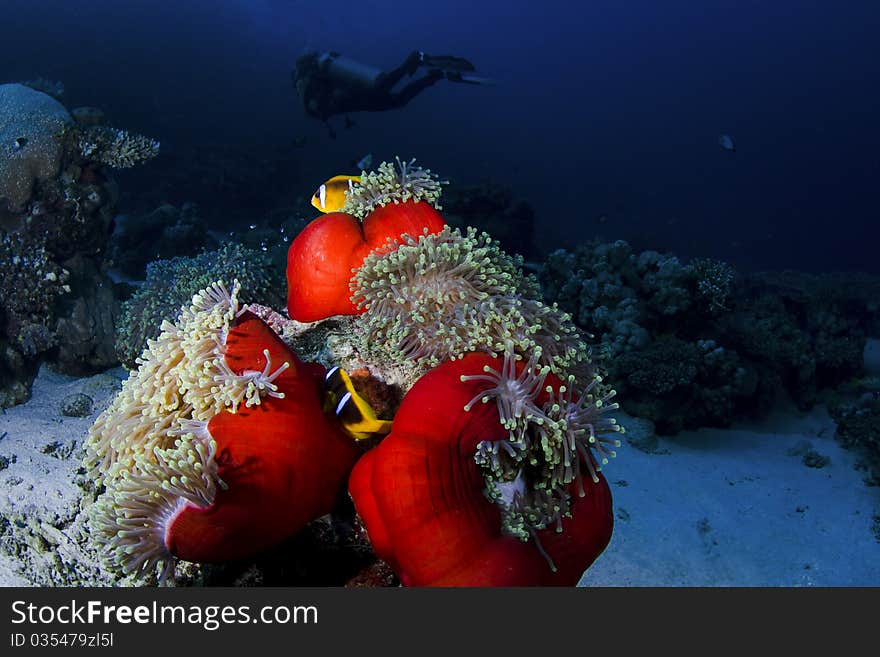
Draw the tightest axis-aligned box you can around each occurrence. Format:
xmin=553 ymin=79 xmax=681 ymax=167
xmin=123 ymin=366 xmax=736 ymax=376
xmin=292 ymin=50 xmax=488 ymax=137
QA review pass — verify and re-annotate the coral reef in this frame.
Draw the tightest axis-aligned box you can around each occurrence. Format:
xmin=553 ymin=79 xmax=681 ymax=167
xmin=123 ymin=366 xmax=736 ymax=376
xmin=615 ymin=336 xmax=756 ymax=434
xmin=539 ymin=240 xmax=742 ymax=433
xmin=829 ymin=392 xmax=880 ymax=485
xmin=691 ymin=257 xmax=735 ymax=314
xmin=51 ymin=254 xmax=121 ymax=376
xmin=719 ymin=273 xmax=870 ymax=409
xmin=1 ymin=82 xmax=159 ymax=407
xmin=0 ymin=233 xmax=70 ymax=355
xmin=0 ymin=232 xmax=70 ymax=406
xmin=539 ymin=240 xmax=875 ymax=433
xmin=112 ymin=140 xmax=306 ymax=234
xmin=114 ymin=242 xmax=284 ymax=368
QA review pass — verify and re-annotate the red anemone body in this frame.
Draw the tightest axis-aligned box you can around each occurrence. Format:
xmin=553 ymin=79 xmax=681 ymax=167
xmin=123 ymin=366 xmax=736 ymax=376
xmin=348 ymin=353 xmax=614 ymax=586
xmin=286 ymin=201 xmax=446 ymax=322
xmin=165 ymin=311 xmax=361 ymax=563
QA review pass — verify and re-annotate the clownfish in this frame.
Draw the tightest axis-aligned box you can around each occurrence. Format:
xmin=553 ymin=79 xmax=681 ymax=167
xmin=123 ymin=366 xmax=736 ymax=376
xmin=311 ymin=175 xmax=361 ymax=213
xmin=323 ymin=366 xmax=392 ymax=440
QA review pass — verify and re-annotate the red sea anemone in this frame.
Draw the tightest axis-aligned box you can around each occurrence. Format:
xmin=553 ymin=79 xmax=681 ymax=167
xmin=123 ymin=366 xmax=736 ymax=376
xmin=161 ymin=311 xmax=361 ymax=563
xmin=348 ymin=350 xmax=622 ymax=586
xmin=286 ymin=202 xmax=446 ymax=322
xmin=88 ymin=282 xmax=361 ymax=579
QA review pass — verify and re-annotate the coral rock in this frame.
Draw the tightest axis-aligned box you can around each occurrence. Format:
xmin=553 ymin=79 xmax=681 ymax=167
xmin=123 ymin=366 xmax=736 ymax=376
xmin=0 ymin=83 xmax=72 ymax=212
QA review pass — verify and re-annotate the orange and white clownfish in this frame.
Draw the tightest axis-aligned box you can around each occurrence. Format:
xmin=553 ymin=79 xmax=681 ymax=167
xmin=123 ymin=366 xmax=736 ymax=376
xmin=323 ymin=366 xmax=392 ymax=440
xmin=311 ymin=175 xmax=361 ymax=213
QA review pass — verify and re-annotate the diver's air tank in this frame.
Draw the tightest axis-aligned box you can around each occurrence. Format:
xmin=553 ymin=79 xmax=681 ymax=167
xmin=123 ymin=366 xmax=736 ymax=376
xmin=317 ymin=52 xmax=383 ymax=90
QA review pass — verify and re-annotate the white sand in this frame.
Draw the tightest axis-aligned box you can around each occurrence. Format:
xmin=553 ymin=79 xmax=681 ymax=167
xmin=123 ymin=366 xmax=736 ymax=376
xmin=0 ymin=365 xmax=127 ymax=586
xmin=580 ymin=407 xmax=880 ymax=586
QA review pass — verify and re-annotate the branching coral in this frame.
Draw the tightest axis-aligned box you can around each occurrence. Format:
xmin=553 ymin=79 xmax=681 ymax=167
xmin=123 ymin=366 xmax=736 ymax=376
xmin=351 ymin=226 xmax=587 ymax=374
xmin=692 ymin=257 xmax=735 ymax=314
xmin=75 ymin=125 xmax=159 ymax=168
xmin=341 ymin=157 xmax=446 ymax=219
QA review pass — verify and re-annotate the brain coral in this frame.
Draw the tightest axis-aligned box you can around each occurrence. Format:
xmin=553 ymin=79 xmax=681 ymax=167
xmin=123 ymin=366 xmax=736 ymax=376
xmin=0 ymin=83 xmax=72 ymax=211
xmin=0 ymin=84 xmax=73 ymax=211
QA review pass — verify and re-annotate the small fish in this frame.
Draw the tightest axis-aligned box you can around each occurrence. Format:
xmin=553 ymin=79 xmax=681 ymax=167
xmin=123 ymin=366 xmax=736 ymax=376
xmin=718 ymin=134 xmax=736 ymax=152
xmin=323 ymin=366 xmax=392 ymax=440
xmin=311 ymin=174 xmax=361 ymax=213
xmin=355 ymin=153 xmax=372 ymax=171
xmin=13 ymin=137 xmax=27 ymax=151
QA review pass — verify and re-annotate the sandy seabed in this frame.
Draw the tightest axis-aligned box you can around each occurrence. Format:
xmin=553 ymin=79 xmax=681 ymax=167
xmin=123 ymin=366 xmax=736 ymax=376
xmin=1 ymin=363 xmax=878 ymax=587
xmin=580 ymin=408 xmax=879 ymax=586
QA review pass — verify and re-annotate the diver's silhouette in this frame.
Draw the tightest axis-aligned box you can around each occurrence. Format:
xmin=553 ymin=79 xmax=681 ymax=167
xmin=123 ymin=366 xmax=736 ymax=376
xmin=292 ymin=50 xmax=487 ymax=138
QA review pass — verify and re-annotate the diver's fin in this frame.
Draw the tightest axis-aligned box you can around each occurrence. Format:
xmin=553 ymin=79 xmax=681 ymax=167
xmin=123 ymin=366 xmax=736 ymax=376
xmin=445 ymin=72 xmax=496 ymax=86
xmin=419 ymin=54 xmax=476 ymax=73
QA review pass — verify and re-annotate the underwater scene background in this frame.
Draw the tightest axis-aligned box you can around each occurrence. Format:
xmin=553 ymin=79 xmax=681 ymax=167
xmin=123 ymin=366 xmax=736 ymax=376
xmin=0 ymin=0 xmax=878 ymax=586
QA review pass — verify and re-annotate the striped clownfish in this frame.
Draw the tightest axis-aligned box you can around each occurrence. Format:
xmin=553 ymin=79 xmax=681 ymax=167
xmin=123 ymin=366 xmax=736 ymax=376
xmin=323 ymin=366 xmax=392 ymax=440
xmin=311 ymin=175 xmax=361 ymax=213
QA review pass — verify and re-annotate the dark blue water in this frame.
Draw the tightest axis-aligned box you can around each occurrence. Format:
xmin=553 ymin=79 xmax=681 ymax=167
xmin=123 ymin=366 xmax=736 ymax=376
xmin=2 ymin=0 xmax=878 ymax=273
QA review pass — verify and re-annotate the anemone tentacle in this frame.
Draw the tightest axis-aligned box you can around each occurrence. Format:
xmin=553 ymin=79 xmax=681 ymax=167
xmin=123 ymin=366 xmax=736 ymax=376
xmin=352 ymin=226 xmax=587 ymax=374
xmin=84 ymin=279 xmax=302 ymax=580
xmin=342 ymin=157 xmax=447 ymax=218
xmin=463 ymin=346 xmax=624 ymax=556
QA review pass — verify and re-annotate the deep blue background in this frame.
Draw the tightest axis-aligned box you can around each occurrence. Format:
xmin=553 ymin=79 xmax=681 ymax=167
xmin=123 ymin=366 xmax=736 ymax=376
xmin=2 ymin=0 xmax=878 ymax=272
